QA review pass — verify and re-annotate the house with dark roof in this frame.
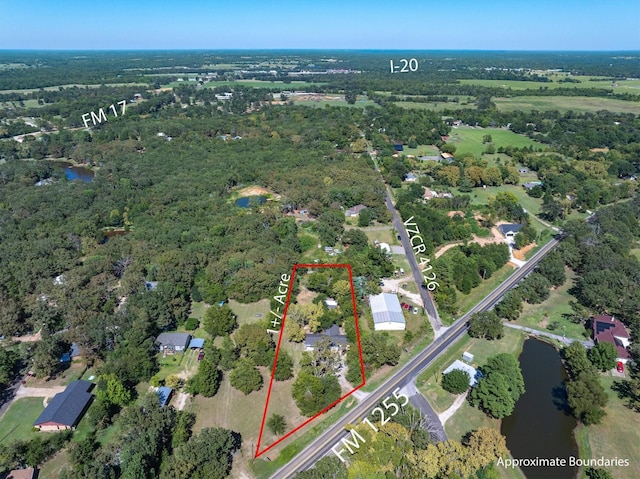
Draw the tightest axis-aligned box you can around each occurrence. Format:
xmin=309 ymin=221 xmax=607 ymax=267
xmin=156 ymin=332 xmax=191 ymax=354
xmin=345 ymin=205 xmax=367 ymax=217
xmin=157 ymin=386 xmax=173 ymax=407
xmin=305 ymin=324 xmax=348 ymax=351
xmin=592 ymin=315 xmax=631 ymax=363
xmin=498 ymin=224 xmax=523 ymax=238
xmin=33 ymin=380 xmax=94 ymax=431
xmin=393 ymin=144 xmax=404 ymax=152
xmin=369 ymin=293 xmax=405 ymax=331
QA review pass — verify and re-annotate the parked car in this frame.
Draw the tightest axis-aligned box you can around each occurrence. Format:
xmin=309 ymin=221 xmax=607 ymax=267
xmin=197 ymin=351 xmax=205 ymax=361
xmin=617 ymin=362 xmax=624 ymax=373
xmin=413 ymin=306 xmax=418 ymax=315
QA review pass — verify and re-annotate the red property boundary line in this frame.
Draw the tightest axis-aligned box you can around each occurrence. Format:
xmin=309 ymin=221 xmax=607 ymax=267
xmin=255 ymin=263 xmax=366 ymax=458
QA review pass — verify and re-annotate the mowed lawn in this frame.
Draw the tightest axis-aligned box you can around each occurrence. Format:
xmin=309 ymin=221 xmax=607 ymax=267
xmin=447 ymin=126 xmax=545 ymax=157
xmin=451 ymin=184 xmax=544 ymax=216
xmin=495 ymin=96 xmax=640 ymax=115
xmin=192 ymin=368 xmax=306 ymax=460
xmin=417 ymin=327 xmax=526 ymax=418
xmin=579 ymin=375 xmax=640 ymax=479
xmin=228 ymin=298 xmax=271 ymax=326
xmin=513 ymin=268 xmax=589 ymax=340
xmin=0 ymin=397 xmax=44 ymax=444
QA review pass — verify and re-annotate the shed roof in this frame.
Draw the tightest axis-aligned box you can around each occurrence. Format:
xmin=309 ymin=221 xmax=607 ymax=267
xmin=33 ymin=380 xmax=93 ymax=427
xmin=189 ymin=338 xmax=205 ymax=349
xmin=369 ymin=293 xmax=405 ymax=326
xmin=157 ymin=387 xmax=173 ymax=407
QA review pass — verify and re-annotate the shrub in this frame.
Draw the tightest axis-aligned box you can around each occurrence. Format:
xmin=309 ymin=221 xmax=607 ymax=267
xmin=441 ymin=369 xmax=470 ymax=394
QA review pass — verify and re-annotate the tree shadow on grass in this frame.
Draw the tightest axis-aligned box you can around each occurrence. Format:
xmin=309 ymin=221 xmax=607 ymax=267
xmin=610 ymin=379 xmax=640 ymax=412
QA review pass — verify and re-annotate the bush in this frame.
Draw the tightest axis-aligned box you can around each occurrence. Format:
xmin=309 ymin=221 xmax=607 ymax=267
xmin=441 ymin=369 xmax=470 ymax=394
xmin=185 ymin=317 xmax=199 ymax=330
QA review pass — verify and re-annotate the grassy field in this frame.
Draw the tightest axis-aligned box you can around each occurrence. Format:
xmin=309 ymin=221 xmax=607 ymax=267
xmin=228 ymin=298 xmax=271 ymax=326
xmin=494 ymin=96 xmax=640 ymax=115
xmin=513 ymin=268 xmax=590 ymax=340
xmin=393 ymin=101 xmax=474 ymax=112
xmin=357 ymin=225 xmax=396 ymax=245
xmin=294 ymin=98 xmax=376 ymax=109
xmin=154 ymin=348 xmax=200 ymax=381
xmin=200 ymin=80 xmax=326 ymax=88
xmin=0 ymin=398 xmax=44 ymax=444
xmin=576 ymin=375 xmax=640 ymax=479
xmin=447 ymin=126 xmax=545 ymax=157
xmin=459 ymin=77 xmax=640 ymax=91
xmin=451 ymin=184 xmax=544 ymax=216
xmin=0 ymin=83 xmax=147 ymax=94
xmin=38 ymin=450 xmax=70 ymax=478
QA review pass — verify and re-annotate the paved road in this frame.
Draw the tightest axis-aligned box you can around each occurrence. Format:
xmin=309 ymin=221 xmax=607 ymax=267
xmin=271 ymin=236 xmax=561 ymax=478
xmin=503 ymin=323 xmax=594 ymax=348
xmin=384 ymin=186 xmax=443 ymax=333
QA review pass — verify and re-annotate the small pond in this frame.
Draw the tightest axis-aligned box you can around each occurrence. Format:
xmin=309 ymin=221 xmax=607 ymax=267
xmin=48 ymin=161 xmax=95 ymax=182
xmin=235 ymin=196 xmax=266 ymax=208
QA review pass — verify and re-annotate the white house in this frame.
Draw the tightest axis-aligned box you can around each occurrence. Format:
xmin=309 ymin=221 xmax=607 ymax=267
xmin=443 ymin=359 xmax=479 ymax=387
xmin=369 ymin=293 xmax=405 ymax=331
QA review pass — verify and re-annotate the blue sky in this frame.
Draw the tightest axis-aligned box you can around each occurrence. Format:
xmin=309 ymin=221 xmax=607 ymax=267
xmin=1 ymin=0 xmax=639 ymax=50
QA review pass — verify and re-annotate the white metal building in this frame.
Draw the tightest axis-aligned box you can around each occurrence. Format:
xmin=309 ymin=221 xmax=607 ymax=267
xmin=369 ymin=293 xmax=405 ymax=331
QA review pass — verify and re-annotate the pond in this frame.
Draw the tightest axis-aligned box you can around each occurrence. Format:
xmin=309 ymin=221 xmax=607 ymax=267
xmin=48 ymin=161 xmax=95 ymax=182
xmin=501 ymin=339 xmax=579 ymax=478
xmin=235 ymin=195 xmax=266 ymax=208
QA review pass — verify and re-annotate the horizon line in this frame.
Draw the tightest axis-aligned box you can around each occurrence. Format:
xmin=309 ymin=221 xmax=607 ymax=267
xmin=1 ymin=48 xmax=639 ymax=53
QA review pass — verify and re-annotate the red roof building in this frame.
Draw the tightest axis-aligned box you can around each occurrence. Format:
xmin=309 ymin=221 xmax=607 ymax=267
xmin=592 ymin=315 xmax=631 ymax=363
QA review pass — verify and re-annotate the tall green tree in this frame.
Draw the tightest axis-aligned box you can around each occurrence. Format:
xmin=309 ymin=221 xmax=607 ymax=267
xmin=229 ymin=358 xmax=263 ymax=395
xmin=204 ymin=304 xmax=237 ymax=337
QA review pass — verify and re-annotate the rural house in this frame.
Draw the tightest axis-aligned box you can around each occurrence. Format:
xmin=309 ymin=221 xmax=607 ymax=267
xmin=443 ymin=360 xmax=480 ymax=387
xmin=33 ymin=380 xmax=94 ymax=431
xmin=305 ymin=324 xmax=348 ymax=351
xmin=592 ymin=315 xmax=631 ymax=363
xmin=345 ymin=205 xmax=367 ymax=217
xmin=156 ymin=332 xmax=191 ymax=354
xmin=498 ymin=223 xmax=522 ymax=238
xmin=369 ymin=293 xmax=405 ymax=331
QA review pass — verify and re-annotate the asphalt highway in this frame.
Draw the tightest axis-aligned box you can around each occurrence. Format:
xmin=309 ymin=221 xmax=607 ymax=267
xmin=271 ymin=236 xmax=561 ymax=478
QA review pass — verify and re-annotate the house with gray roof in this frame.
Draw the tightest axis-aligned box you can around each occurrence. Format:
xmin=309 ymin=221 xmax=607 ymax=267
xmin=369 ymin=293 xmax=405 ymax=331
xmin=498 ymin=223 xmax=523 ymax=238
xmin=33 ymin=380 xmax=94 ymax=431
xmin=156 ymin=332 xmax=191 ymax=354
xmin=345 ymin=205 xmax=367 ymax=217
xmin=305 ymin=324 xmax=348 ymax=350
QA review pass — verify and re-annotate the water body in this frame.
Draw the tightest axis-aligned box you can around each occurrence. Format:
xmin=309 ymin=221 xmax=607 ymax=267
xmin=48 ymin=161 xmax=95 ymax=182
xmin=501 ymin=339 xmax=579 ymax=479
xmin=235 ymin=195 xmax=266 ymax=207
